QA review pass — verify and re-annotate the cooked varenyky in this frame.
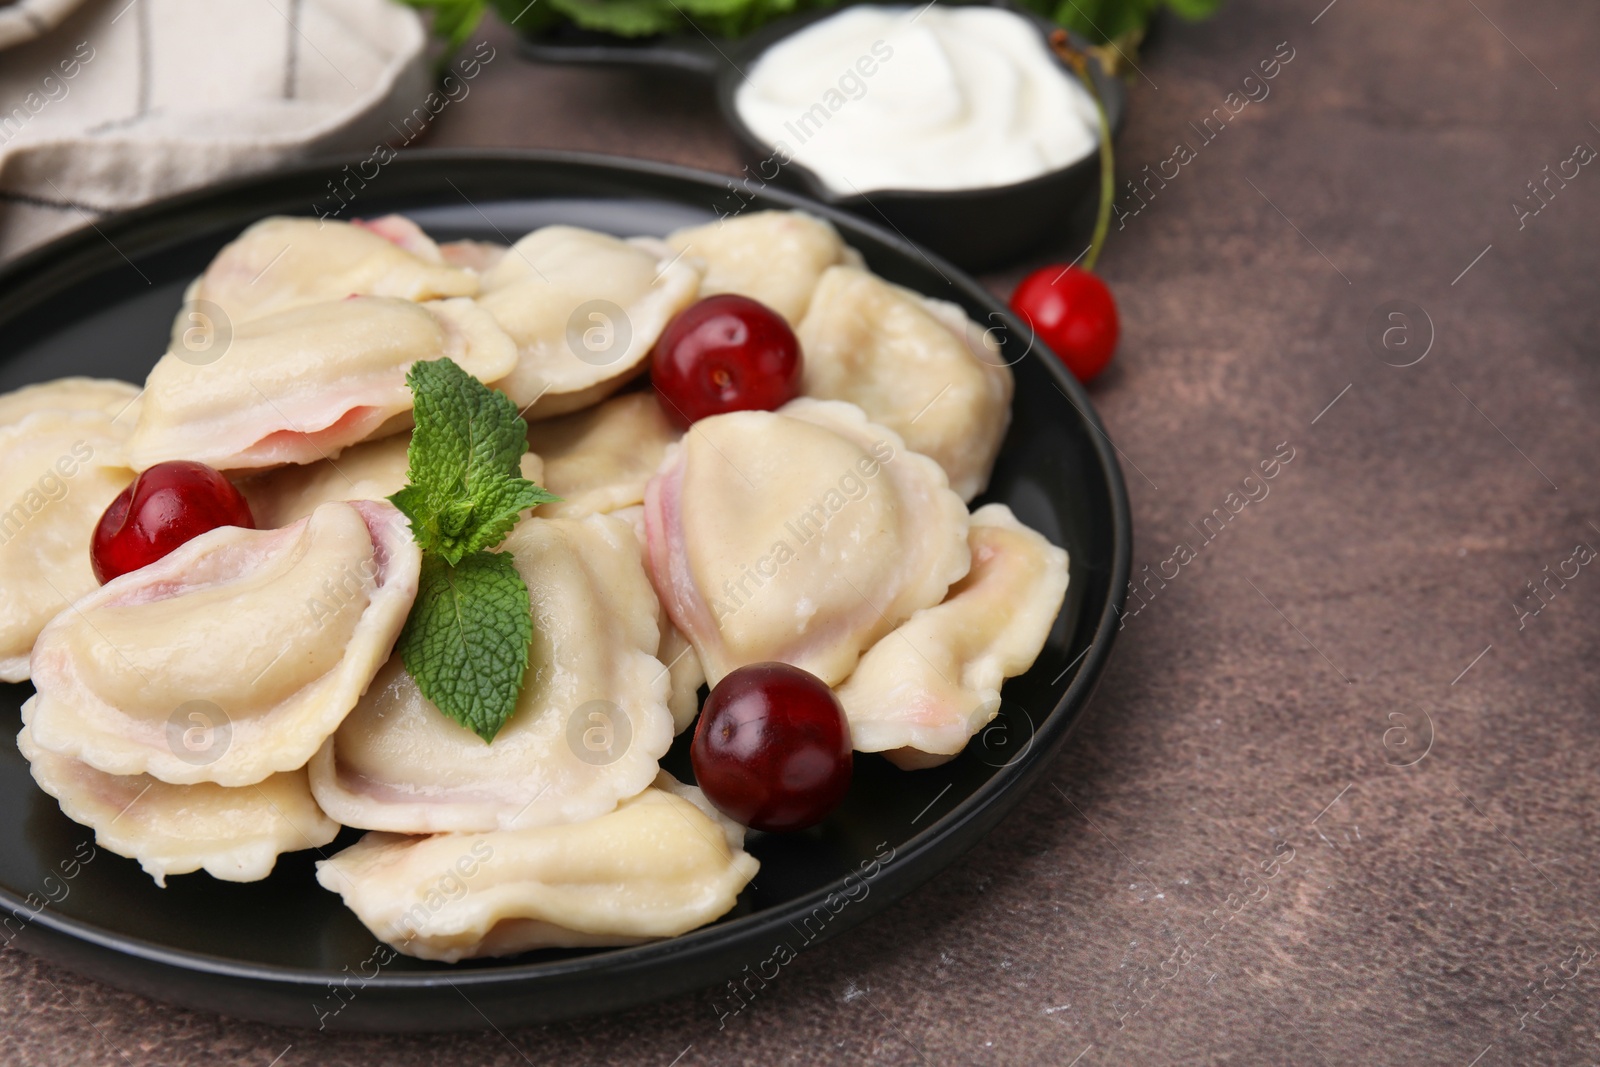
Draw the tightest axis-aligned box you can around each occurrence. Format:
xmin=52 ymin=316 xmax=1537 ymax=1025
xmin=797 ymin=265 xmax=1014 ymax=502
xmin=476 ymin=226 xmax=701 ymax=418
xmin=0 ymin=383 xmax=141 ymax=682
xmin=838 ymin=504 xmax=1069 ymax=769
xmin=18 ymin=724 xmax=339 ymax=887
xmin=437 ymin=238 xmax=508 ymax=273
xmin=238 ymin=432 xmax=545 ymax=530
xmin=525 ymin=391 xmax=680 ymax=519
xmin=0 ymin=209 xmax=1071 ymax=961
xmin=185 ymin=215 xmax=480 ymax=325
xmin=129 ymin=296 xmax=517 ymax=472
xmin=657 ymin=612 xmax=706 ymax=736
xmin=644 ymin=398 xmax=971 ymax=687
xmin=0 ymin=377 xmax=141 ymax=431
xmin=608 ymin=503 xmax=706 ymax=736
xmin=24 ymin=500 xmax=421 ymax=787
xmin=665 ymin=210 xmax=862 ymax=324
xmin=309 ymin=513 xmax=675 ymax=834
xmin=316 ymin=772 xmax=758 ymax=962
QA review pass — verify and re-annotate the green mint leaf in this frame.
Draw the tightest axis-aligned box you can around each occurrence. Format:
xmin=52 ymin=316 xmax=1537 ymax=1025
xmin=389 ymin=358 xmax=558 ymax=564
xmin=398 ymin=552 xmax=533 ymax=743
xmin=398 ymin=0 xmax=490 ymax=48
xmin=386 ymin=358 xmax=560 ymax=744
xmin=403 ymin=357 xmax=528 ymax=500
xmin=490 ymin=0 xmax=561 ymax=31
xmin=544 ymin=0 xmax=684 ymax=37
xmin=455 ymin=478 xmax=558 ymax=559
xmin=1163 ymin=0 xmax=1224 ymax=20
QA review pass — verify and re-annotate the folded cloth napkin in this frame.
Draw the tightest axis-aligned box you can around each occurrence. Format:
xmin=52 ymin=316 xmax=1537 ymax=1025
xmin=0 ymin=0 xmax=430 ymax=261
xmin=0 ymin=0 xmax=88 ymax=51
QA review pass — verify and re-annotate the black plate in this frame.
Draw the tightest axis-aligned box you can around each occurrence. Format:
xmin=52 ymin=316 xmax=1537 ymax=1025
xmin=519 ymin=5 xmax=1127 ymax=271
xmin=0 ymin=150 xmax=1130 ymax=1031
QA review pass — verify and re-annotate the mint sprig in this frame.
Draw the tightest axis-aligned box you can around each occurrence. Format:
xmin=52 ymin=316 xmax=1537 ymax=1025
xmin=397 ymin=554 xmax=534 ymax=742
xmin=392 ymin=359 xmax=557 ymax=564
xmin=389 ymin=359 xmax=560 ymax=742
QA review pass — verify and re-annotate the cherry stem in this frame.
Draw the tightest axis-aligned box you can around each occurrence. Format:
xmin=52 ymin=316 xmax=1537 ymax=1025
xmin=1049 ymin=30 xmax=1115 ymax=275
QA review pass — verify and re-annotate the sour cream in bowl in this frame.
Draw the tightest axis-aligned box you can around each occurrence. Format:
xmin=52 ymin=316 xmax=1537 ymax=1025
xmin=733 ymin=5 xmax=1101 ymax=196
xmin=716 ymin=5 xmax=1124 ymax=270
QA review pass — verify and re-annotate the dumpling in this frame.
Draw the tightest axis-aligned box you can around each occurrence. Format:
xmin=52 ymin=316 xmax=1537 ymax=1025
xmin=24 ymin=500 xmax=421 ymax=787
xmin=0 ymin=377 xmax=140 ymax=430
xmin=476 ymin=226 xmax=701 ymax=418
xmin=309 ymin=513 xmax=674 ymax=834
xmin=797 ymin=266 xmax=1014 ymax=501
xmin=526 ymin=391 xmax=679 ymax=518
xmin=238 ymin=432 xmax=544 ymax=530
xmin=315 ymin=773 xmax=758 ymax=961
xmin=658 ymin=615 xmax=705 ymax=735
xmin=238 ymin=432 xmax=414 ymax=528
xmin=346 ymin=215 xmax=451 ymax=261
xmin=665 ymin=210 xmax=861 ymax=323
xmin=608 ymin=503 xmax=704 ymax=736
xmin=128 ymin=296 xmax=517 ymax=472
xmin=189 ymin=215 xmax=478 ymax=324
xmin=0 ymin=409 xmax=137 ymax=682
xmin=438 ymin=240 xmax=507 ymax=273
xmin=644 ymin=398 xmax=970 ymax=687
xmin=837 ymin=504 xmax=1068 ymax=770
xmin=18 ymin=724 xmax=338 ymax=887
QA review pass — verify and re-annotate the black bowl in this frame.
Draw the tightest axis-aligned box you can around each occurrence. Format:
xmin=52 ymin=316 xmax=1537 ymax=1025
xmin=519 ymin=5 xmax=1126 ymax=271
xmin=0 ymin=150 xmax=1131 ymax=1031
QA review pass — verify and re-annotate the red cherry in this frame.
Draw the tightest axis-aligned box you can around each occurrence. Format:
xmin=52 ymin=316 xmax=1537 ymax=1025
xmin=91 ymin=461 xmax=255 ymax=583
xmin=1010 ymin=266 xmax=1120 ymax=384
xmin=651 ymin=295 xmax=802 ymax=428
xmin=690 ymin=662 xmax=852 ymax=833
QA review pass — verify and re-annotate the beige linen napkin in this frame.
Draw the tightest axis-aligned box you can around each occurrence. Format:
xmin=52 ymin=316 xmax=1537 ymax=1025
xmin=0 ymin=0 xmax=89 ymax=51
xmin=0 ymin=0 xmax=431 ymax=260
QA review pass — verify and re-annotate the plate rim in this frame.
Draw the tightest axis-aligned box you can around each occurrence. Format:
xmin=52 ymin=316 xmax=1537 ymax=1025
xmin=0 ymin=148 xmax=1132 ymax=1015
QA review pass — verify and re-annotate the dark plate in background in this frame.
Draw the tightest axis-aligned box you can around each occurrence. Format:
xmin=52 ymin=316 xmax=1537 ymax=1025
xmin=0 ymin=150 xmax=1130 ymax=1031
xmin=519 ymin=5 xmax=1127 ymax=271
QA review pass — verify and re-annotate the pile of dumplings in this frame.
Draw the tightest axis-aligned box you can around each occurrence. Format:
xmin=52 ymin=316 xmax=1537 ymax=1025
xmin=0 ymin=209 xmax=1068 ymax=962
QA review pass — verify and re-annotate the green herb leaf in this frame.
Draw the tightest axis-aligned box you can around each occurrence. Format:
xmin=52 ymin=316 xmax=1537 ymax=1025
xmin=544 ymin=0 xmax=684 ymax=37
xmin=398 ymin=552 xmax=533 ymax=743
xmin=390 ymin=358 xmax=559 ymax=565
xmin=408 ymin=0 xmax=1218 ymax=52
xmin=1051 ymin=0 xmax=1150 ymax=44
xmin=398 ymin=0 xmax=491 ymax=48
xmin=386 ymin=357 xmax=560 ymax=743
xmin=1011 ymin=0 xmax=1222 ymax=46
xmin=1162 ymin=0 xmax=1225 ymax=21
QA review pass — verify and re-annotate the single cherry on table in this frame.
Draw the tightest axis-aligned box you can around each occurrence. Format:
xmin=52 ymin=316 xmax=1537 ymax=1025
xmin=691 ymin=662 xmax=853 ymax=833
xmin=1010 ymin=265 xmax=1120 ymax=384
xmin=651 ymin=294 xmax=802 ymax=428
xmin=91 ymin=460 xmax=255 ymax=583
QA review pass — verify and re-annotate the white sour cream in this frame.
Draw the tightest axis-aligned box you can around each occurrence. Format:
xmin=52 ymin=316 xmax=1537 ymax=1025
xmin=734 ymin=5 xmax=1101 ymax=195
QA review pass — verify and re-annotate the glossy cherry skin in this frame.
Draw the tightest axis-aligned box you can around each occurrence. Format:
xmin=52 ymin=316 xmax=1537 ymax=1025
xmin=1010 ymin=265 xmax=1120 ymax=384
xmin=691 ymin=662 xmax=853 ymax=833
xmin=91 ymin=461 xmax=255 ymax=583
xmin=651 ymin=294 xmax=802 ymax=428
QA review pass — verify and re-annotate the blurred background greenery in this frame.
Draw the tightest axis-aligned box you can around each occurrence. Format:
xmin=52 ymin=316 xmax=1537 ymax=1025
xmin=402 ymin=0 xmax=1223 ymax=58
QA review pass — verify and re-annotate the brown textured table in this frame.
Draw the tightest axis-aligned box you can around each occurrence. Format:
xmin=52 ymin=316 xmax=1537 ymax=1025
xmin=6 ymin=0 xmax=1599 ymax=1063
